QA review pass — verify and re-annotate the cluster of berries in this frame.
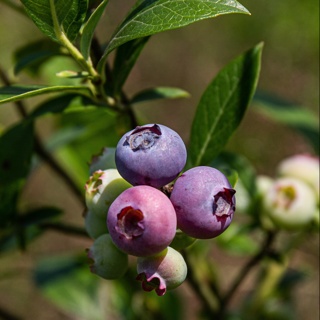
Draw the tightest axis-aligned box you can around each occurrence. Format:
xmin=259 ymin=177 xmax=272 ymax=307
xmin=84 ymin=124 xmax=236 ymax=295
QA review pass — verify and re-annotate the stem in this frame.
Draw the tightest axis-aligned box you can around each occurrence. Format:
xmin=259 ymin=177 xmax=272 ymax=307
xmin=49 ymin=0 xmax=99 ymax=81
xmin=39 ymin=222 xmax=89 ymax=238
xmin=0 ymin=66 xmax=85 ymax=206
xmin=183 ymin=250 xmax=220 ymax=316
xmin=219 ymin=231 xmax=276 ymax=315
xmin=0 ymin=306 xmax=22 ymax=320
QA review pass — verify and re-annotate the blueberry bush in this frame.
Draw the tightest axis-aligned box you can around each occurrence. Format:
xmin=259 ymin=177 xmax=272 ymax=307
xmin=0 ymin=1 xmax=319 ymax=319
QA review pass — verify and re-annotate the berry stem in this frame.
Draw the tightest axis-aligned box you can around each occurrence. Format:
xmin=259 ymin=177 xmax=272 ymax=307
xmin=218 ymin=231 xmax=276 ymax=316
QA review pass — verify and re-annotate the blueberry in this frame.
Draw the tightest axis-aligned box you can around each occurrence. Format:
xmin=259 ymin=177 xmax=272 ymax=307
xmin=87 ymin=234 xmax=128 ymax=279
xmin=107 ymin=185 xmax=177 ymax=257
xmin=136 ymin=247 xmax=187 ymax=296
xmin=115 ymin=124 xmax=187 ymax=188
xmin=170 ymin=166 xmax=236 ymax=239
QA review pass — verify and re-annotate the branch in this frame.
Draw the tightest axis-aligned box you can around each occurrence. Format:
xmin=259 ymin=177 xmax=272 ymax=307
xmin=219 ymin=231 xmax=276 ymax=313
xmin=0 ymin=66 xmax=85 ymax=207
xmin=183 ymin=250 xmax=220 ymax=316
xmin=39 ymin=222 xmax=89 ymax=238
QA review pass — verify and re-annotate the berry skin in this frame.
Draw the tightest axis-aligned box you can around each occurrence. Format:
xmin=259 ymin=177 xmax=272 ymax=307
xmin=107 ymin=185 xmax=177 ymax=257
xmin=115 ymin=124 xmax=187 ymax=188
xmin=277 ymin=154 xmax=319 ymax=203
xmin=85 ymin=169 xmax=131 ymax=218
xmin=87 ymin=234 xmax=128 ymax=280
xmin=262 ymin=177 xmax=317 ymax=230
xmin=84 ymin=210 xmax=108 ymax=239
xmin=136 ymin=247 xmax=187 ymax=296
xmin=170 ymin=166 xmax=236 ymax=239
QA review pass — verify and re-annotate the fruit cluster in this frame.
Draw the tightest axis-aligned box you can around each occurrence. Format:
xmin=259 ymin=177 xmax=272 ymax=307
xmin=84 ymin=124 xmax=236 ymax=295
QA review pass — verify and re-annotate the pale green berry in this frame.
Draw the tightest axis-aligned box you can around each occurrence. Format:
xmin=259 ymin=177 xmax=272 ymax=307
xmin=262 ymin=177 xmax=317 ymax=230
xmin=85 ymin=169 xmax=131 ymax=218
xmin=277 ymin=154 xmax=319 ymax=203
xmin=136 ymin=247 xmax=187 ymax=296
xmin=84 ymin=210 xmax=108 ymax=239
xmin=87 ymin=234 xmax=128 ymax=280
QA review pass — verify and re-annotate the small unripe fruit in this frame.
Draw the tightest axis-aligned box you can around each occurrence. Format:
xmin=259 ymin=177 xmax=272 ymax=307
xmin=136 ymin=247 xmax=187 ymax=296
xmin=89 ymin=147 xmax=116 ymax=175
xmin=115 ymin=124 xmax=187 ymax=188
xmin=277 ymin=154 xmax=319 ymax=202
xmin=85 ymin=169 xmax=131 ymax=218
xmin=170 ymin=166 xmax=236 ymax=239
xmin=262 ymin=177 xmax=317 ymax=230
xmin=84 ymin=210 xmax=108 ymax=239
xmin=87 ymin=234 xmax=128 ymax=279
xmin=107 ymin=185 xmax=177 ymax=257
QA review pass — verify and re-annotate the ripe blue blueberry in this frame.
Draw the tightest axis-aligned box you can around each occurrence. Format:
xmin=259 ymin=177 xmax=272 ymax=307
xmin=107 ymin=185 xmax=177 ymax=257
xmin=170 ymin=166 xmax=236 ymax=239
xmin=115 ymin=124 xmax=187 ymax=188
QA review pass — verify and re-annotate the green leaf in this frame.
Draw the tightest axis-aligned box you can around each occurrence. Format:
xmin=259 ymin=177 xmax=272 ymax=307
xmin=0 ymin=120 xmax=34 ymax=184
xmin=111 ymin=37 xmax=150 ymax=95
xmin=21 ymin=0 xmax=88 ymax=42
xmin=80 ymin=0 xmax=109 ymax=61
xmin=14 ymin=39 xmax=65 ymax=75
xmin=211 ymin=151 xmax=257 ymax=195
xmin=97 ymin=0 xmax=249 ymax=70
xmin=189 ymin=42 xmax=263 ymax=166
xmin=254 ymin=92 xmax=320 ymax=154
xmin=29 ymin=94 xmax=80 ymax=119
xmin=215 ymin=223 xmax=258 ymax=255
xmin=131 ymin=86 xmax=190 ymax=104
xmin=0 ymin=85 xmax=92 ymax=105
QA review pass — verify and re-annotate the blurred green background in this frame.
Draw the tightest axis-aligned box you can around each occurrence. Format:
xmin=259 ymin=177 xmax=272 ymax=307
xmin=0 ymin=0 xmax=319 ymax=319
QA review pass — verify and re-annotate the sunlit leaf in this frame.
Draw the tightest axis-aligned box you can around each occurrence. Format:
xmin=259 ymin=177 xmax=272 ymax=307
xmin=21 ymin=0 xmax=88 ymax=42
xmin=0 ymin=85 xmax=92 ymax=105
xmin=98 ymin=0 xmax=249 ymax=70
xmin=131 ymin=86 xmax=190 ymax=104
xmin=189 ymin=43 xmax=263 ymax=166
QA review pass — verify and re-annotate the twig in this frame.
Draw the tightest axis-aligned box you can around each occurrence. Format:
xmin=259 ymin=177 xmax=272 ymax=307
xmin=183 ymin=250 xmax=219 ymax=317
xmin=0 ymin=66 xmax=85 ymax=206
xmin=0 ymin=305 xmax=22 ymax=320
xmin=219 ymin=231 xmax=276 ymax=315
xmin=39 ymin=222 xmax=89 ymax=238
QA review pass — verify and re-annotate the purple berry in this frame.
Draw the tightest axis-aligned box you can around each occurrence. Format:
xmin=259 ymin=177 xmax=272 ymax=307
xmin=115 ymin=124 xmax=187 ymax=188
xmin=170 ymin=166 xmax=236 ymax=239
xmin=107 ymin=185 xmax=177 ymax=257
xmin=136 ymin=247 xmax=187 ymax=296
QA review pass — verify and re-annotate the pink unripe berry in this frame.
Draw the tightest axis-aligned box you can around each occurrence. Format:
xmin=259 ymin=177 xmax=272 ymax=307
xmin=136 ymin=247 xmax=187 ymax=296
xmin=107 ymin=185 xmax=177 ymax=257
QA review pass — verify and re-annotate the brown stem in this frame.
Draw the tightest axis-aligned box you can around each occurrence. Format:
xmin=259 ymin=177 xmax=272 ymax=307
xmin=39 ymin=222 xmax=89 ymax=238
xmin=183 ymin=250 xmax=219 ymax=317
xmin=218 ymin=231 xmax=276 ymax=316
xmin=0 ymin=66 xmax=85 ymax=206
